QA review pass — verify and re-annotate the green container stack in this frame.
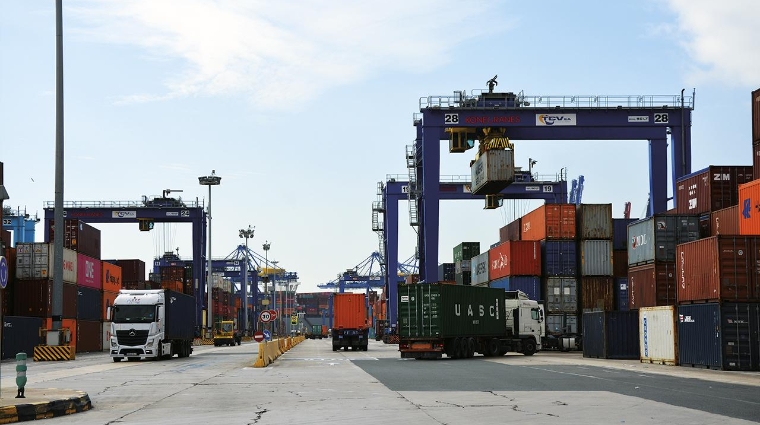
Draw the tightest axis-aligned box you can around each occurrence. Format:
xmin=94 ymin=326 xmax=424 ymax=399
xmin=454 ymin=242 xmax=480 ymax=285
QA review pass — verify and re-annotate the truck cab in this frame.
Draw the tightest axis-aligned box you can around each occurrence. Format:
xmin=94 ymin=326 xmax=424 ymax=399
xmin=214 ymin=320 xmax=241 ymax=346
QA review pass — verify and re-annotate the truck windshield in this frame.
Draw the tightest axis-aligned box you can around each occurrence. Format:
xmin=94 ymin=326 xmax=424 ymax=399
xmin=220 ymin=323 xmax=233 ymax=333
xmin=112 ymin=305 xmax=157 ymax=324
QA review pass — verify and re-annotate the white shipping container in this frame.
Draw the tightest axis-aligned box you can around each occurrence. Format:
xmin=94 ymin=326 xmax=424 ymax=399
xmin=580 ymin=240 xmax=613 ymax=276
xmin=639 ymin=306 xmax=678 ymax=365
xmin=15 ymin=242 xmax=77 ymax=283
xmin=470 ymin=149 xmax=515 ymax=194
xmin=470 ymin=252 xmax=490 ymax=286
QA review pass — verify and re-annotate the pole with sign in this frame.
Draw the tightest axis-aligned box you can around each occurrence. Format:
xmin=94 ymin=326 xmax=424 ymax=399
xmin=0 ymin=255 xmax=8 ymax=398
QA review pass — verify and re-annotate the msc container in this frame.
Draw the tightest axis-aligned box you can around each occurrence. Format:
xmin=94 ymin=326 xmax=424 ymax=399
xmin=77 ymin=253 xmax=102 ymax=290
xmin=453 ymin=242 xmax=480 ymax=263
xmin=678 ymin=303 xmax=760 ymax=371
xmin=15 ymin=243 xmax=77 ymax=282
xmin=333 ymin=293 xmax=368 ymax=330
xmin=499 ymin=218 xmax=521 ymax=243
xmin=581 ymin=277 xmax=614 ymax=312
xmin=521 ymin=204 xmax=577 ymax=241
xmin=675 ymin=166 xmax=753 ymax=215
xmin=103 ymin=259 xmax=145 ymax=282
xmin=470 ymin=252 xmax=490 ymax=286
xmin=48 ymin=219 xmax=101 ymax=260
xmin=628 ymin=262 xmax=677 ymax=309
xmin=489 ymin=276 xmax=541 ymax=301
xmin=580 ymin=240 xmax=613 ymax=276
xmin=613 ymin=218 xmax=637 ymax=250
xmin=710 ymin=205 xmax=739 ymax=236
xmin=546 ymin=313 xmax=578 ymax=336
xmin=470 ymin=149 xmax=515 ymax=195
xmin=102 ymin=261 xmax=122 ymax=293
xmin=677 ymin=236 xmax=759 ymax=303
xmin=582 ymin=311 xmax=640 ymax=359
xmin=639 ymin=306 xmax=678 ymax=365
xmin=437 ymin=263 xmax=455 ymax=282
xmin=13 ymin=280 xmax=77 ymax=318
xmin=76 ymin=286 xmax=102 ymax=321
xmin=489 ymin=240 xmax=541 ymax=278
xmin=613 ymin=250 xmax=628 ymax=278
xmin=738 ymin=180 xmax=760 ymax=235
xmin=2 ymin=316 xmax=44 ymax=360
xmin=627 ymin=215 xmax=700 ymax=265
xmin=614 ymin=278 xmax=630 ymax=311
xmin=542 ymin=240 xmax=577 ymax=276
xmin=397 ymin=283 xmax=505 ymax=338
xmin=577 ymin=204 xmax=613 ymax=239
xmin=544 ymin=277 xmax=578 ymax=313
xmin=76 ymin=320 xmax=103 ymax=353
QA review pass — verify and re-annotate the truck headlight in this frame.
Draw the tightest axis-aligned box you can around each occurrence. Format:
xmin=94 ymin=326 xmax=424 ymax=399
xmin=111 ymin=339 xmax=117 ymax=348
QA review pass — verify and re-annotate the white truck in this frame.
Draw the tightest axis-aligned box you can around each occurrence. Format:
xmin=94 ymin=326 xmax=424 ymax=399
xmin=109 ymin=289 xmax=195 ymax=362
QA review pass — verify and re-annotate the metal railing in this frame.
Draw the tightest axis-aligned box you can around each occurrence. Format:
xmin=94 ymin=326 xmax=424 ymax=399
xmin=44 ymin=199 xmax=200 ymax=209
xmin=420 ymin=91 xmax=695 ymax=110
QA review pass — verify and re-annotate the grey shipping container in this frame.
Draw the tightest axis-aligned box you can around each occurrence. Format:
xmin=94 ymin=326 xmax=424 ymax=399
xmin=677 ymin=303 xmax=760 ymax=371
xmin=455 ymin=270 xmax=472 ymax=286
xmin=77 ymin=286 xmax=102 ymax=321
xmin=627 ymin=215 xmax=700 ymax=265
xmin=577 ymin=204 xmax=613 ymax=239
xmin=470 ymin=252 xmax=490 ymax=286
xmin=453 ymin=243 xmax=480 ymax=263
xmin=580 ymin=240 xmax=613 ymax=276
xmin=470 ymin=149 xmax=515 ymax=195
xmin=582 ymin=311 xmax=640 ymax=359
xmin=544 ymin=277 xmax=578 ymax=313
xmin=2 ymin=316 xmax=44 ymax=360
xmin=546 ymin=313 xmax=578 ymax=336
xmin=398 ymin=283 xmax=505 ymax=338
xmin=164 ymin=289 xmax=196 ymax=340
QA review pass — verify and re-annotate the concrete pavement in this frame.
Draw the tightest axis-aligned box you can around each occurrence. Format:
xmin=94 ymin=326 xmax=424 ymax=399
xmin=0 ymin=387 xmax=91 ymax=424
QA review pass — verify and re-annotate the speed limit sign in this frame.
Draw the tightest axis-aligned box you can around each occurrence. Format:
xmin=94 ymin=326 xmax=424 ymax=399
xmin=259 ymin=311 xmax=272 ymax=322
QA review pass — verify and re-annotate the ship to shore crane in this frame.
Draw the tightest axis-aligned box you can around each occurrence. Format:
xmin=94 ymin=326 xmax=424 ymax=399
xmin=569 ymin=175 xmax=585 ymax=206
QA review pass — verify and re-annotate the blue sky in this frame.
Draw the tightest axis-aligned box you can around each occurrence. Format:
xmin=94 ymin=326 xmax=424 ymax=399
xmin=1 ymin=0 xmax=757 ymax=293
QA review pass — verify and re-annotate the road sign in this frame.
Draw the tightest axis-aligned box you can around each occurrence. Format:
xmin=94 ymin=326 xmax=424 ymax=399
xmin=263 ymin=330 xmax=271 ymax=341
xmin=253 ymin=331 xmax=264 ymax=342
xmin=291 ymin=314 xmax=298 ymax=325
xmin=0 ymin=256 xmax=8 ymax=289
xmin=268 ymin=309 xmax=278 ymax=321
xmin=259 ymin=311 xmax=273 ymax=323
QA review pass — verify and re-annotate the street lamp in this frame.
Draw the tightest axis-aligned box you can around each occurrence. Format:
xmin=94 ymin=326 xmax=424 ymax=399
xmin=239 ymin=225 xmax=255 ymax=335
xmin=262 ymin=241 xmax=270 ymax=333
xmin=198 ymin=170 xmax=221 ymax=338
xmin=272 ymin=260 xmax=279 ymax=335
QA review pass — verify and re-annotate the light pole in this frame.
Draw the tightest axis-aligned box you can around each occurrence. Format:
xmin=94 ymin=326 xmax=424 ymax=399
xmin=239 ymin=225 xmax=255 ymax=335
xmin=272 ymin=260 xmax=279 ymax=335
xmin=262 ymin=241 xmax=270 ymax=334
xmin=198 ymin=170 xmax=221 ymax=338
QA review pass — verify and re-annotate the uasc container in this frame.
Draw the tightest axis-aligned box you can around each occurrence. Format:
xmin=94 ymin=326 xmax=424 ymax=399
xmin=582 ymin=311 xmax=639 ymax=359
xmin=489 ymin=240 xmax=541 ymax=279
xmin=639 ymin=306 xmax=678 ymax=365
xmin=577 ymin=204 xmax=613 ymax=239
xmin=521 ymin=204 xmax=576 ymax=241
xmin=675 ymin=166 xmax=753 ymax=215
xmin=628 ymin=215 xmax=700 ymax=265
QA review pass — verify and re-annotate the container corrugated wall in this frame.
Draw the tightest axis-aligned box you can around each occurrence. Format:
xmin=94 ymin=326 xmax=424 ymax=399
xmin=710 ymin=205 xmax=739 ymax=236
xmin=577 ymin=204 xmax=613 ymax=239
xmin=471 ymin=149 xmax=515 ymax=194
xmin=499 ymin=219 xmax=521 ymax=242
xmin=639 ymin=306 xmax=678 ymax=365
xmin=48 ymin=219 xmax=102 ymax=260
xmin=675 ymin=166 xmax=753 ymax=215
xmin=77 ymin=320 xmax=103 ymax=353
xmin=521 ymin=204 xmax=576 ymax=241
xmin=739 ymin=180 xmax=760 ymax=235
xmin=77 ymin=286 xmax=101 ymax=321
xmin=627 ymin=215 xmax=700 ymax=265
xmin=583 ymin=311 xmax=639 ymax=359
xmin=545 ymin=277 xmax=577 ymax=313
xmin=489 ymin=240 xmax=541 ymax=278
xmin=542 ymin=240 xmax=577 ymax=276
xmin=165 ymin=290 xmax=197 ymax=340
xmin=470 ymin=252 xmax=490 ymax=286
xmin=613 ymin=219 xmax=637 ymax=250
xmin=628 ymin=262 xmax=678 ymax=309
xmin=581 ymin=277 xmax=614 ymax=312
xmin=489 ymin=276 xmax=541 ymax=301
xmin=2 ymin=316 xmax=43 ymax=360
xmin=753 ymin=88 xmax=760 ymax=142
xmin=12 ymin=280 xmax=77 ymax=318
xmin=580 ymin=240 xmax=613 ymax=276
xmin=77 ymin=253 xmax=102 ymax=290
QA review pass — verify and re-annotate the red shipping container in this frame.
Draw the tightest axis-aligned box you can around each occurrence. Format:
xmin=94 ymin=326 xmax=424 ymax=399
xmin=710 ymin=205 xmax=739 ymax=236
xmin=77 ymin=253 xmax=102 ymax=289
xmin=104 ymin=259 xmax=145 ymax=282
xmin=753 ymin=142 xmax=760 ymax=181
xmin=333 ymin=293 xmax=368 ymax=330
xmin=628 ymin=262 xmax=677 ymax=309
xmin=13 ymin=280 xmax=77 ymax=318
xmin=48 ymin=219 xmax=101 ymax=260
xmin=677 ymin=236 xmax=759 ymax=303
xmin=580 ymin=276 xmax=614 ymax=312
xmin=613 ymin=250 xmax=628 ymax=278
xmin=76 ymin=320 xmax=102 ymax=353
xmin=102 ymin=261 xmax=122 ymax=293
xmin=521 ymin=204 xmax=576 ymax=241
xmin=489 ymin=240 xmax=541 ymax=279
xmin=675 ymin=166 xmax=753 ymax=215
xmin=103 ymin=290 xmax=118 ymax=321
xmin=739 ymin=180 xmax=760 ymax=235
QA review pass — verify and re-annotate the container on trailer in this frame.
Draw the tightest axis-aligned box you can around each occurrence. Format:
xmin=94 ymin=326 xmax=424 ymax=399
xmin=613 ymin=219 xmax=637 ymax=250
xmin=13 ymin=280 xmax=77 ymax=318
xmin=164 ymin=289 xmax=196 ymax=340
xmin=489 ymin=240 xmax=541 ymax=278
xmin=577 ymin=204 xmax=613 ymax=239
xmin=628 ymin=262 xmax=678 ymax=309
xmin=678 ymin=302 xmax=760 ymax=371
xmin=453 ymin=242 xmax=480 ymax=263
xmin=397 ymin=283 xmax=504 ymax=338
xmin=333 ymin=293 xmax=368 ymax=330
xmin=521 ymin=204 xmax=576 ymax=241
xmin=582 ymin=310 xmax=639 ymax=359
xmin=580 ymin=240 xmax=613 ymax=276
xmin=542 ymin=240 xmax=577 ymax=277
xmin=48 ymin=219 xmax=101 ymax=260
xmin=15 ymin=243 xmax=77 ymax=283
xmin=76 ymin=286 xmax=102 ymax=321
xmin=77 ymin=253 xmax=102 ymax=290
xmin=639 ymin=306 xmax=678 ymax=365
xmin=499 ymin=218 xmax=522 ymax=242
xmin=76 ymin=320 xmax=102 ymax=353
xmin=2 ymin=316 xmax=44 ymax=360
xmin=614 ymin=278 xmax=630 ymax=311
xmin=675 ymin=166 xmax=753 ymax=215
xmin=710 ymin=205 xmax=739 ymax=236
xmin=470 ymin=252 xmax=490 ymax=286
xmin=544 ymin=277 xmax=578 ymax=313
xmin=627 ymin=215 xmax=700 ymax=265
xmin=738 ymin=180 xmax=760 ymax=235
xmin=545 ymin=313 xmax=578 ymax=336
xmin=581 ymin=276 xmax=614 ymax=312
xmin=470 ymin=149 xmax=515 ymax=195
xmin=489 ymin=276 xmax=541 ymax=301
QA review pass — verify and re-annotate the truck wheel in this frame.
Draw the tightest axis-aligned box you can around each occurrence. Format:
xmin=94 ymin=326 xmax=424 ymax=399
xmin=466 ymin=338 xmax=476 ymax=358
xmin=485 ymin=338 xmax=500 ymax=357
xmin=522 ymin=340 xmax=536 ymax=356
xmin=450 ymin=337 xmax=461 ymax=359
xmin=458 ymin=338 xmax=469 ymax=359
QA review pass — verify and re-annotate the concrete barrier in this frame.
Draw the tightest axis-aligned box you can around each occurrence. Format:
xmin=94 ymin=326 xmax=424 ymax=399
xmin=253 ymin=336 xmax=306 ymax=368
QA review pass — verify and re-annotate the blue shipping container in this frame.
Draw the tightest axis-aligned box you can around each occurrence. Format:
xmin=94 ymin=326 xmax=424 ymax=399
xmin=614 ymin=278 xmax=629 ymax=311
xmin=77 ymin=286 xmax=102 ymax=321
xmin=542 ymin=240 xmax=577 ymax=276
xmin=677 ymin=303 xmax=760 ymax=371
xmin=582 ymin=310 xmax=640 ymax=359
xmin=165 ymin=289 xmax=197 ymax=340
xmin=2 ymin=316 xmax=44 ymax=360
xmin=489 ymin=276 xmax=541 ymax=301
xmin=613 ymin=219 xmax=637 ymax=251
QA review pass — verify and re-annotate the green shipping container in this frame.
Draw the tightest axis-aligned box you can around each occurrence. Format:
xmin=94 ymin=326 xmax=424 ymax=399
xmin=453 ymin=242 xmax=480 ymax=263
xmin=398 ymin=283 xmax=504 ymax=338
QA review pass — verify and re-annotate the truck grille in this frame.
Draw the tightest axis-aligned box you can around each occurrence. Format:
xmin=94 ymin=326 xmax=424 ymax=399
xmin=116 ymin=329 xmax=149 ymax=346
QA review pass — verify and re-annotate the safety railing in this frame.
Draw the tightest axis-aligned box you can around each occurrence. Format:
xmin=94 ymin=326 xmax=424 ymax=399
xmin=420 ymin=91 xmax=694 ymax=110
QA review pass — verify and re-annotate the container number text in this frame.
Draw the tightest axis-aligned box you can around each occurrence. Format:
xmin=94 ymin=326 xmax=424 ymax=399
xmin=2 ymin=219 xmax=10 ymax=225
xmin=444 ymin=113 xmax=459 ymax=124
xmin=654 ymin=113 xmax=668 ymax=123
xmin=401 ymin=185 xmax=410 ymax=194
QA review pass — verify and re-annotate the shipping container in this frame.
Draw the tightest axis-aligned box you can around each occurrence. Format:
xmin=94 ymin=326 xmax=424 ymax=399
xmin=77 ymin=253 xmax=102 ymax=290
xmin=489 ymin=240 xmax=541 ymax=279
xmin=103 ymin=259 xmax=145 ymax=282
xmin=15 ymin=243 xmax=77 ymax=282
xmin=103 ymin=290 xmax=118 ymax=321
xmin=577 ymin=204 xmax=613 ymax=239
xmin=437 ymin=263 xmax=455 ymax=282
xmin=675 ymin=166 xmax=753 ymax=215
xmin=102 ymin=322 xmax=112 ymax=352
xmin=544 ymin=277 xmax=578 ymax=313
xmin=333 ymin=293 xmax=368 ymax=330
xmin=581 ymin=277 xmax=614 ymax=312
xmin=1 ymin=229 xmax=10 ymax=248
xmin=738 ymin=180 xmax=760 ymax=235
xmin=521 ymin=204 xmax=577 ymax=241
xmin=613 ymin=219 xmax=637 ymax=251
xmin=698 ymin=214 xmax=710 ymax=239
xmin=164 ymin=289 xmax=196 ymax=340
xmin=580 ymin=240 xmax=613 ymax=276
xmin=453 ymin=242 xmax=480 ymax=263
xmin=44 ymin=318 xmax=76 ymax=348
xmin=2 ymin=316 xmax=44 ymax=360
xmin=614 ymin=278 xmax=630 ymax=311
xmin=627 ymin=215 xmax=700 ymax=265
xmin=612 ymin=250 xmax=628 ymax=278
xmin=639 ymin=306 xmax=678 ymax=365
xmin=499 ymin=218 xmax=521 ymax=243
xmin=13 ymin=280 xmax=77 ymax=318
xmin=77 ymin=320 xmax=103 ymax=353
xmin=754 ymin=88 xmax=760 ymax=142
xmin=677 ymin=236 xmax=760 ymax=303
xmin=48 ymin=219 xmax=101 ymax=260
xmin=398 ymin=284 xmax=505 ymax=338
xmin=582 ymin=311 xmax=640 ymax=359
xmin=678 ymin=303 xmax=760 ymax=371
xmin=470 ymin=252 xmax=490 ymax=286
xmin=628 ymin=262 xmax=677 ymax=309
xmin=754 ymin=142 xmax=760 ymax=182
xmin=77 ymin=286 xmax=102 ymax=321
xmin=546 ymin=313 xmax=578 ymax=336
xmin=102 ymin=261 xmax=122 ymax=293
xmin=710 ymin=205 xmax=739 ymax=236
xmin=454 ymin=270 xmax=472 ymax=286
xmin=540 ymin=240 xmax=576 ymax=277
xmin=489 ymin=276 xmax=541 ymax=301
xmin=470 ymin=149 xmax=515 ymax=195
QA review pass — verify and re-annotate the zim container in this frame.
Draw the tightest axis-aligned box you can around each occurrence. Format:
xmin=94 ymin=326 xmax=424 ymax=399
xmin=576 ymin=204 xmax=613 ymax=239
xmin=397 ymin=283 xmax=505 ymax=338
xmin=675 ymin=166 xmax=753 ymax=215
xmin=627 ymin=215 xmax=700 ymax=266
xmin=542 ymin=240 xmax=577 ymax=277
xmin=639 ymin=306 xmax=678 ymax=365
xmin=628 ymin=262 xmax=678 ymax=309
xmin=678 ymin=302 xmax=760 ymax=371
xmin=489 ymin=240 xmax=541 ymax=279
xmin=521 ymin=204 xmax=577 ymax=241
xmin=582 ymin=310 xmax=639 ymax=359
xmin=489 ymin=276 xmax=541 ymax=301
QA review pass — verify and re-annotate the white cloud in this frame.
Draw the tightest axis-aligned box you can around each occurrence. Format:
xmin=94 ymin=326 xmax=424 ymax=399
xmin=664 ymin=0 xmax=760 ymax=86
xmin=68 ymin=0 xmax=501 ymax=109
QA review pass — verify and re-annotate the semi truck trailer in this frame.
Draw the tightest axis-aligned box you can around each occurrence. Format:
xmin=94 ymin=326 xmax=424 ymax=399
xmin=332 ymin=293 xmax=369 ymax=351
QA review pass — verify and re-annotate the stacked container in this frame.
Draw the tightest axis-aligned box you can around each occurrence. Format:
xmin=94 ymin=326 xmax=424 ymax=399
xmin=613 ymin=219 xmax=636 ymax=311
xmin=488 ymin=240 xmax=541 ymax=300
xmin=454 ymin=242 xmax=479 ymax=286
xmin=578 ymin=204 xmax=614 ymax=313
xmin=437 ymin=263 xmax=455 ymax=283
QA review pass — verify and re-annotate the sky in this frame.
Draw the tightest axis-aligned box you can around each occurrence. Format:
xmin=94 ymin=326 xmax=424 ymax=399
xmin=1 ymin=0 xmax=758 ymax=294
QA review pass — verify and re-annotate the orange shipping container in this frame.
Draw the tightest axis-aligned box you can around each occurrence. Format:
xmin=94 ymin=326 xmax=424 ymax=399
xmin=102 ymin=261 xmax=122 ymax=293
xmin=521 ymin=204 xmax=576 ymax=241
xmin=739 ymin=180 xmax=760 ymax=235
xmin=711 ymin=205 xmax=740 ymax=236
xmin=45 ymin=318 xmax=77 ymax=349
xmin=332 ymin=293 xmax=368 ymax=330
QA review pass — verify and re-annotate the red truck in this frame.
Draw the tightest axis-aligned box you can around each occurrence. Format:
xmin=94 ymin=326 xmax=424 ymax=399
xmin=332 ymin=293 xmax=369 ymax=351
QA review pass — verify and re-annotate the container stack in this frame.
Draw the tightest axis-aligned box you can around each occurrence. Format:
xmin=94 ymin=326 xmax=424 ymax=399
xmin=105 ymin=259 xmax=146 ymax=289
xmin=453 ymin=242 xmax=479 ymax=286
xmin=437 ymin=263 xmax=455 ymax=284
xmin=101 ymin=261 xmax=122 ymax=352
xmin=577 ymin=204 xmax=614 ymax=314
